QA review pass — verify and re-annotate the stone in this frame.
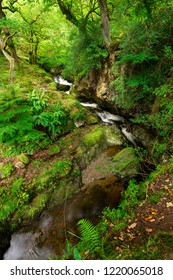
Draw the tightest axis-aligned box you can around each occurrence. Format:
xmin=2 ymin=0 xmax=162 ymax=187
xmin=16 ymin=153 xmax=30 ymax=165
xmin=14 ymin=153 xmax=30 ymax=169
xmin=112 ymin=147 xmax=140 ymax=178
xmin=75 ymin=124 xmax=124 ymax=169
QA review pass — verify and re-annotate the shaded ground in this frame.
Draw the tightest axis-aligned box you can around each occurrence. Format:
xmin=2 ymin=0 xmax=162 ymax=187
xmin=106 ymin=162 xmax=173 ymax=259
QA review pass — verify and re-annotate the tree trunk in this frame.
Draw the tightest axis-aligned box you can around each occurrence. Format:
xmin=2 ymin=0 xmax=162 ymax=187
xmin=0 ymin=36 xmax=15 ymax=83
xmin=0 ymin=0 xmax=19 ymax=64
xmin=97 ymin=0 xmax=110 ymax=50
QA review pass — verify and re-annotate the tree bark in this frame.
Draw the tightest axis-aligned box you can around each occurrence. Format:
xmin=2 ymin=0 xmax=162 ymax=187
xmin=97 ymin=0 xmax=110 ymax=49
xmin=0 ymin=0 xmax=18 ymax=64
xmin=0 ymin=36 xmax=15 ymax=83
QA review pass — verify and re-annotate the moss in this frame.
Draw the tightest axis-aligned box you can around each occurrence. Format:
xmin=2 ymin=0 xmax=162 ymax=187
xmin=86 ymin=113 xmax=99 ymax=125
xmin=34 ymin=158 xmax=72 ymax=189
xmin=49 ymin=180 xmax=78 ymax=207
xmin=48 ymin=144 xmax=61 ymax=155
xmin=23 ymin=193 xmax=49 ymax=220
xmin=16 ymin=153 xmax=30 ymax=165
xmin=81 ymin=126 xmax=105 ymax=148
xmin=0 ymin=162 xmax=14 ymax=179
xmin=47 ymin=158 xmax=72 ymax=178
xmin=112 ymin=147 xmax=140 ymax=178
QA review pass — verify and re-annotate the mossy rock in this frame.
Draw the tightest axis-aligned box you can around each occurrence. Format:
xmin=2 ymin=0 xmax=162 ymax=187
xmin=76 ymin=125 xmax=124 ymax=168
xmin=34 ymin=158 xmax=73 ymax=189
xmin=48 ymin=144 xmax=60 ymax=155
xmin=49 ymin=181 xmax=79 ymax=207
xmin=22 ymin=193 xmax=49 ymax=220
xmin=0 ymin=162 xmax=14 ymax=179
xmin=82 ymin=126 xmax=105 ymax=148
xmin=104 ymin=125 xmax=124 ymax=146
xmin=16 ymin=153 xmax=30 ymax=165
xmin=112 ymin=147 xmax=140 ymax=178
xmin=86 ymin=112 xmax=99 ymax=125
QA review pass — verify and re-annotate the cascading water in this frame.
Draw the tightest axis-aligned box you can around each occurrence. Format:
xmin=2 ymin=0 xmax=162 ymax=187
xmin=2 ymin=78 xmax=142 ymax=260
xmin=53 ymin=75 xmax=72 ymax=94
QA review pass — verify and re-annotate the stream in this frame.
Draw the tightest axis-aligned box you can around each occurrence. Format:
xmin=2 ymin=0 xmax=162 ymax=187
xmin=3 ymin=76 xmax=140 ymax=260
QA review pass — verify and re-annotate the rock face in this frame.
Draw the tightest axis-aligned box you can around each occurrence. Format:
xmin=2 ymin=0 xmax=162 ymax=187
xmin=112 ymin=147 xmax=140 ymax=179
xmin=75 ymin=50 xmax=117 ymax=109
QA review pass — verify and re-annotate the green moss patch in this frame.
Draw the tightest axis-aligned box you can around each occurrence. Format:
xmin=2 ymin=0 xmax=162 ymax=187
xmin=112 ymin=147 xmax=140 ymax=178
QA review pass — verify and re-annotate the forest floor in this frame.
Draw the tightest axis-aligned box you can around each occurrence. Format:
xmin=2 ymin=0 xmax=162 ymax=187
xmin=106 ymin=158 xmax=173 ymax=259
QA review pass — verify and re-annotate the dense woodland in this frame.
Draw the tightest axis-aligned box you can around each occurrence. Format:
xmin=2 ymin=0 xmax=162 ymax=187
xmin=0 ymin=0 xmax=173 ymax=260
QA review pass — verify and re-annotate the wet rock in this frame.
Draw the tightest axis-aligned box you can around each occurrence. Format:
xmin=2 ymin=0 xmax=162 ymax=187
xmin=56 ymin=83 xmax=70 ymax=92
xmin=112 ymin=147 xmax=140 ymax=179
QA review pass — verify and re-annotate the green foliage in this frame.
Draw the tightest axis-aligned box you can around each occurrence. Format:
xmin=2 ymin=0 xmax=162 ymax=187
xmin=103 ymin=179 xmax=146 ymax=227
xmin=0 ymin=162 xmax=14 ymax=179
xmin=0 ymin=178 xmax=30 ymax=223
xmin=0 ymin=84 xmax=70 ymax=154
xmin=63 ymin=26 xmax=108 ymax=78
xmin=28 ymin=90 xmax=48 ymax=114
xmin=61 ymin=240 xmax=81 ymax=260
xmin=115 ymin=232 xmax=173 ymax=260
xmin=77 ymin=219 xmax=101 ymax=255
xmin=46 ymin=158 xmax=72 ymax=178
xmin=112 ymin=5 xmax=173 ymax=109
xmin=0 ymin=91 xmax=46 ymax=154
xmin=149 ymin=190 xmax=165 ymax=204
xmin=130 ymin=80 xmax=173 ymax=147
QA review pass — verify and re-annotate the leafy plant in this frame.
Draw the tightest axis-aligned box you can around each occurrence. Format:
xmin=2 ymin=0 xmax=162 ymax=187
xmin=28 ymin=90 xmax=48 ymax=114
xmin=0 ymin=162 xmax=14 ymax=179
xmin=77 ymin=219 xmax=101 ymax=255
xmin=0 ymin=178 xmax=30 ymax=223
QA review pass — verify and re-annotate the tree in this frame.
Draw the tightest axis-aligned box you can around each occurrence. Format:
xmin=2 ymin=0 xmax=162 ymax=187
xmin=97 ymin=0 xmax=110 ymax=49
xmin=0 ymin=0 xmax=18 ymax=64
xmin=0 ymin=33 xmax=15 ymax=82
xmin=56 ymin=0 xmax=111 ymax=49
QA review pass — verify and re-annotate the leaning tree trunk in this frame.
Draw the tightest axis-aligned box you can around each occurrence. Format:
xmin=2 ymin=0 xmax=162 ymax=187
xmin=0 ymin=36 xmax=15 ymax=83
xmin=97 ymin=0 xmax=110 ymax=50
xmin=0 ymin=0 xmax=18 ymax=64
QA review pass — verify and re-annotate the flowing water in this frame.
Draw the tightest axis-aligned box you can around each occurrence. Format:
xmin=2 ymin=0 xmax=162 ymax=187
xmin=3 ymin=165 xmax=124 ymax=260
xmin=53 ymin=75 xmax=72 ymax=94
xmin=3 ymin=77 xmax=139 ymax=260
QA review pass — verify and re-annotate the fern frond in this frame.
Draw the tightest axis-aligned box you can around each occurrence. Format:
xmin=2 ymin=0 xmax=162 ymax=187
xmin=77 ymin=219 xmax=100 ymax=253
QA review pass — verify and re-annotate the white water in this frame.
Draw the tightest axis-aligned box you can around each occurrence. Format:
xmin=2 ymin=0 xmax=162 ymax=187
xmin=80 ymin=101 xmax=125 ymax=124
xmin=80 ymin=102 xmax=98 ymax=109
xmin=53 ymin=76 xmax=72 ymax=86
xmin=95 ymin=110 xmax=125 ymax=124
xmin=53 ymin=75 xmax=72 ymax=94
xmin=121 ymin=126 xmax=138 ymax=147
xmin=3 ymin=231 xmax=52 ymax=260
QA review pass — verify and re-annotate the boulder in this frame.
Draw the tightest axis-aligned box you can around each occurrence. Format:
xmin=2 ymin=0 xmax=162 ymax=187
xmin=75 ymin=124 xmax=124 ymax=169
xmin=112 ymin=147 xmax=140 ymax=179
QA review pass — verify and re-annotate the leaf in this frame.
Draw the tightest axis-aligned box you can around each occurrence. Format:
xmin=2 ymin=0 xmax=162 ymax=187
xmin=73 ymin=248 xmax=81 ymax=260
xmin=145 ymin=228 xmax=153 ymax=233
xmin=144 ymin=215 xmax=153 ymax=221
xmin=128 ymin=222 xmax=137 ymax=229
xmin=166 ymin=202 xmax=173 ymax=208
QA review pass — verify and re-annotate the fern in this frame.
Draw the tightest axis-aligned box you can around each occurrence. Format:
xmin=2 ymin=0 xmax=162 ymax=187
xmin=77 ymin=219 xmax=101 ymax=254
